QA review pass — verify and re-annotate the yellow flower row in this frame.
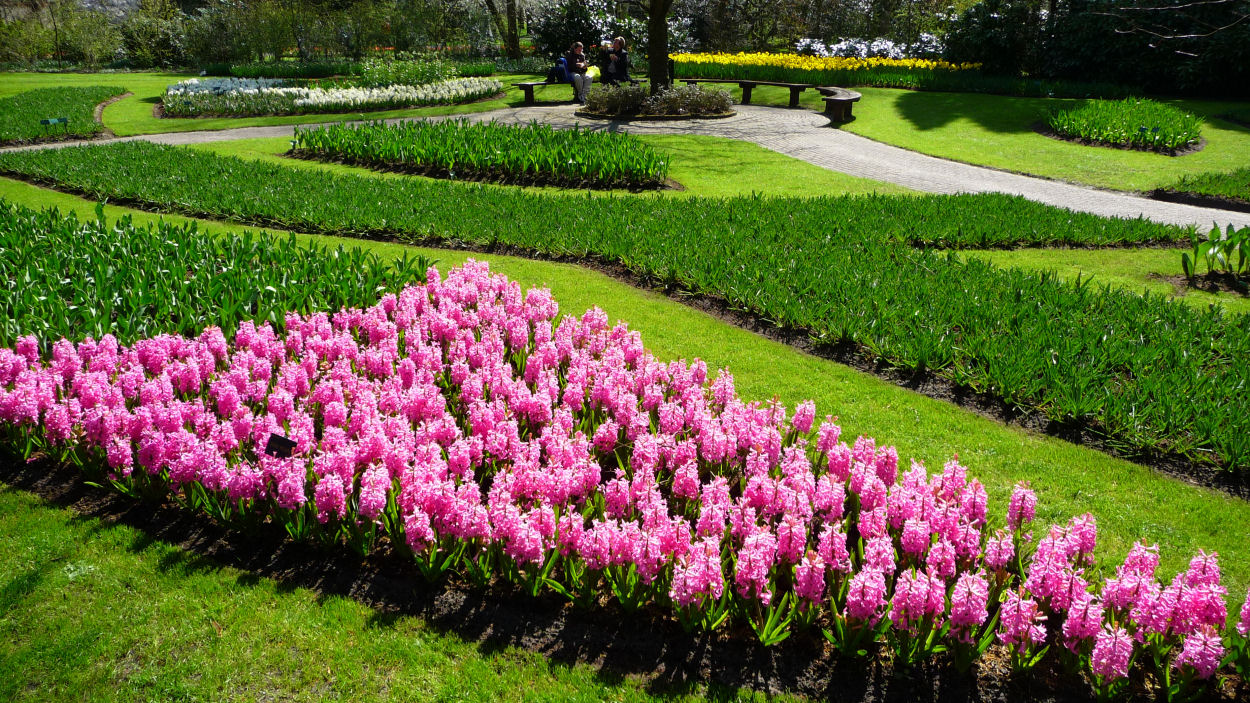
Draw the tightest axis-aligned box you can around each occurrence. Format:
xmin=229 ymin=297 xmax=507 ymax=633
xmin=671 ymin=52 xmax=980 ymax=72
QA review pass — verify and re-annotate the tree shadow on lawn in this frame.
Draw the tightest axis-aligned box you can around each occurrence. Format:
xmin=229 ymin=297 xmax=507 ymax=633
xmin=0 ymin=453 xmax=1142 ymax=703
xmin=891 ymin=90 xmax=1067 ymax=135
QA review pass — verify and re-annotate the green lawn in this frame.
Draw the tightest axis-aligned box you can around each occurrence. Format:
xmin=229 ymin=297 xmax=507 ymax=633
xmin=0 ymin=71 xmax=550 ymax=137
xmin=1167 ymin=166 xmax=1250 ymax=205
xmin=191 ymin=134 xmax=913 ymax=199
xmin=967 ymin=247 xmax=1250 ymax=317
xmin=733 ymin=85 xmax=1250 ymax=192
xmin=2 ymin=483 xmax=766 ymax=702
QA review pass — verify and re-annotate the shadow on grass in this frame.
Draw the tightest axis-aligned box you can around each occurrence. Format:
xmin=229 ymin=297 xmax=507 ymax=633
xmin=892 ymin=90 xmax=1060 ymax=134
xmin=0 ymin=562 xmax=50 ymax=612
xmin=0 ymin=453 xmax=1105 ymax=703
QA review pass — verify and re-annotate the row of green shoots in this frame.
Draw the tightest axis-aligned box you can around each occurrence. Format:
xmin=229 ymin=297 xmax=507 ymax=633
xmin=0 ymin=201 xmax=431 ymax=351
xmin=1047 ymin=98 xmax=1203 ymax=153
xmin=0 ymin=86 xmax=126 ymax=145
xmin=292 ymin=119 xmax=671 ymax=189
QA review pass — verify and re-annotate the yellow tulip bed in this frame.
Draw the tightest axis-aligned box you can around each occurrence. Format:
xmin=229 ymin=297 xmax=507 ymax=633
xmin=671 ymin=52 xmax=990 ymax=92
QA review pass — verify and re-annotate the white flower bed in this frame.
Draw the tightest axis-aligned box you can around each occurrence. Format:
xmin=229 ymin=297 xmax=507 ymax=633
xmin=162 ymin=77 xmax=504 ymax=118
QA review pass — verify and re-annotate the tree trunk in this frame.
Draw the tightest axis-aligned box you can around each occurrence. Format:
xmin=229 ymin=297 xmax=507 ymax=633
xmin=647 ymin=0 xmax=673 ymax=93
xmin=482 ymin=0 xmax=509 ymax=51
xmin=505 ymin=0 xmax=522 ymax=59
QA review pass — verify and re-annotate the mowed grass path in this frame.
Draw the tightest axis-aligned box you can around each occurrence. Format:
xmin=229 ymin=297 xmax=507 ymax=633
xmin=0 ymin=71 xmax=550 ymax=137
xmin=3 ymin=484 xmax=758 ymax=703
xmin=724 ymin=85 xmax=1250 ymax=192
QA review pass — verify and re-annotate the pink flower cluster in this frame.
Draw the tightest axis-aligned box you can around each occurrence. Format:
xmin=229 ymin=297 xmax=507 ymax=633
xmin=1 ymin=260 xmax=1248 ymax=691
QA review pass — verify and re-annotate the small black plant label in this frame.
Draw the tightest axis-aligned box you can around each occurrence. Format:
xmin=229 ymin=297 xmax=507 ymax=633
xmin=264 ymin=433 xmax=297 ymax=458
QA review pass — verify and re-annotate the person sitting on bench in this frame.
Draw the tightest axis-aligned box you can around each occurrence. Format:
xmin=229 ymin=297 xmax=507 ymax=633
xmin=566 ymin=42 xmax=593 ymax=104
xmin=603 ymin=36 xmax=630 ymax=87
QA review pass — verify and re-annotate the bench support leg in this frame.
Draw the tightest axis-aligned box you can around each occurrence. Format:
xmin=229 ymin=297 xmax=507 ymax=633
xmin=825 ymin=102 xmax=849 ymax=122
xmin=521 ymin=86 xmax=535 ymax=105
xmin=789 ymin=87 xmax=802 ymax=108
xmin=739 ymin=83 xmax=753 ymax=104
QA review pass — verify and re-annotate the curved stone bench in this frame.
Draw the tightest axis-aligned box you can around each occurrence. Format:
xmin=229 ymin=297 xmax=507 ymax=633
xmin=817 ymin=87 xmax=861 ymax=122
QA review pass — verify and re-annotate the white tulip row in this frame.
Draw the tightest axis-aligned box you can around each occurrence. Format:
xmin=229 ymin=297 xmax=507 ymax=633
xmin=161 ymin=78 xmax=504 ymax=117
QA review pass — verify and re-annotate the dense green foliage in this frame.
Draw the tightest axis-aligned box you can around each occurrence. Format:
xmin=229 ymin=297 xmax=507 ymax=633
xmin=1047 ymin=99 xmax=1204 ymax=153
xmin=356 ymin=56 xmax=458 ymax=87
xmin=454 ymin=60 xmax=497 ymax=77
xmin=226 ymin=61 xmax=360 ymax=79
xmin=293 ymin=119 xmax=670 ymax=188
xmin=1169 ymin=167 xmax=1250 ymax=204
xmin=0 ymin=199 xmax=431 ymax=350
xmin=6 ymin=141 xmax=1250 ymax=473
xmin=585 ymin=84 xmax=735 ymax=117
xmin=0 ymin=86 xmax=125 ymax=145
xmin=945 ymin=0 xmax=1249 ymax=97
xmin=219 ymin=58 xmax=496 ymax=82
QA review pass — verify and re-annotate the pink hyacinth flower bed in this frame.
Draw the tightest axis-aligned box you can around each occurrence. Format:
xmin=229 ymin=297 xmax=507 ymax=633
xmin=1 ymin=260 xmax=1248 ymax=693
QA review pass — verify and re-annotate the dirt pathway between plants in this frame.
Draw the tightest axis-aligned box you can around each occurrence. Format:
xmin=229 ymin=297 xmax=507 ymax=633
xmin=4 ymin=102 xmax=1249 ymax=231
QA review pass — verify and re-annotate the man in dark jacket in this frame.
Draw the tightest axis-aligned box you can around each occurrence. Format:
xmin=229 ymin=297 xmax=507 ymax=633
xmin=604 ymin=36 xmax=630 ymax=86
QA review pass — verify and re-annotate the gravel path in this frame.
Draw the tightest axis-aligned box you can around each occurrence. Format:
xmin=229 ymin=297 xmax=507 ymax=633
xmin=5 ymin=102 xmax=1248 ymax=230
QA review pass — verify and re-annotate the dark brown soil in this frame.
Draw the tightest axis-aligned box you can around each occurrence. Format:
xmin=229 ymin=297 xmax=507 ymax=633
xmin=285 ymin=149 xmax=674 ymax=192
xmin=0 ymin=172 xmax=1245 ymax=498
xmin=1032 ymin=121 xmax=1206 ymax=157
xmin=1148 ymin=271 xmax=1250 ymax=297
xmin=7 ymin=455 xmax=1243 ymax=702
xmin=1149 ymin=189 xmax=1250 ymax=215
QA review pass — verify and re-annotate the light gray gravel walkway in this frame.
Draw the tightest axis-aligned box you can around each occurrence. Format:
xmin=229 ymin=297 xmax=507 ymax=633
xmin=5 ymin=103 xmax=1248 ymax=230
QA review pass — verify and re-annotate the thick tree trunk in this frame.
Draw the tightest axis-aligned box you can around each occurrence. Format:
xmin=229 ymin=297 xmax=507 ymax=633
xmin=647 ymin=0 xmax=673 ymax=93
xmin=505 ymin=0 xmax=521 ymax=59
xmin=482 ymin=0 xmax=509 ymax=52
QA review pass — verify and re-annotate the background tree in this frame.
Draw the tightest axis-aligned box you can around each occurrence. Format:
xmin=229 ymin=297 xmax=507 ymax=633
xmin=621 ymin=0 xmax=675 ymax=90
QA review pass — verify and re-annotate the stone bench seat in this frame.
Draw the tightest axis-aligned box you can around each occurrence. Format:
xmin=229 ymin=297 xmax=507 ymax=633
xmin=818 ymin=87 xmax=862 ymax=122
xmin=514 ymin=78 xmax=647 ymax=105
xmin=679 ymin=78 xmax=816 ymax=108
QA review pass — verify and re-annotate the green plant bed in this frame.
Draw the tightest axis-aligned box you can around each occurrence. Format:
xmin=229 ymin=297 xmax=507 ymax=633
xmin=291 ymin=119 xmax=670 ymax=190
xmin=1154 ymin=167 xmax=1250 ymax=214
xmin=0 ymin=201 xmax=430 ymax=349
xmin=161 ymin=77 xmax=504 ymax=118
xmin=965 ymin=247 xmax=1250 ymax=317
xmin=572 ymin=109 xmax=736 ymax=121
xmin=8 ymin=143 xmax=1250 ymax=474
xmin=0 ymin=72 xmax=544 ymax=137
xmin=1045 ymin=98 xmax=1203 ymax=154
xmin=0 ymin=85 xmax=127 ymax=145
